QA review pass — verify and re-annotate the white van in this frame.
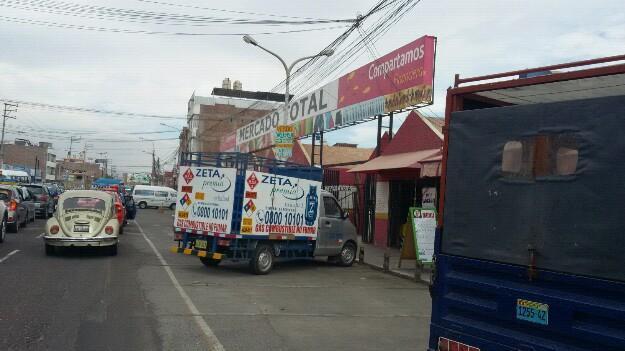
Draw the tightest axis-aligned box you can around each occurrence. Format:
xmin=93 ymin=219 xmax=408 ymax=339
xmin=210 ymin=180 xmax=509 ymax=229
xmin=132 ymin=185 xmax=177 ymax=210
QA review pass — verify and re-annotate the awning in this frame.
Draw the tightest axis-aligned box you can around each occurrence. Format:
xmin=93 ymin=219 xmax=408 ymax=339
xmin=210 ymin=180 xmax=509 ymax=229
xmin=348 ymin=148 xmax=441 ymax=174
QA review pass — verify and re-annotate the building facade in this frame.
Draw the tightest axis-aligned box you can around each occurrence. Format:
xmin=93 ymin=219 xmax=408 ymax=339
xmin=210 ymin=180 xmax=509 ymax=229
xmin=56 ymin=158 xmax=103 ymax=189
xmin=184 ymin=80 xmax=284 ymax=155
xmin=1 ymin=139 xmax=56 ymax=182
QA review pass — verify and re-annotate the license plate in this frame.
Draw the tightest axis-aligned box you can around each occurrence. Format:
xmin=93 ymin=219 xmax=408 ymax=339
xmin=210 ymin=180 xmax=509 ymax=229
xmin=195 ymin=239 xmax=208 ymax=249
xmin=74 ymin=225 xmax=90 ymax=232
xmin=516 ymin=299 xmax=549 ymax=325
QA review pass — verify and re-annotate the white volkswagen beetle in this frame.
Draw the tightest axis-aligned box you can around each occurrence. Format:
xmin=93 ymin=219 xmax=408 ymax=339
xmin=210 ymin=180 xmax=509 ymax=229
xmin=43 ymin=190 xmax=120 ymax=256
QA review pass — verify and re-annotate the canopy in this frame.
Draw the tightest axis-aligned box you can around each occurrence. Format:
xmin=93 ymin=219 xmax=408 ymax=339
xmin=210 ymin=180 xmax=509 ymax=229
xmin=348 ymin=148 xmax=440 ymax=174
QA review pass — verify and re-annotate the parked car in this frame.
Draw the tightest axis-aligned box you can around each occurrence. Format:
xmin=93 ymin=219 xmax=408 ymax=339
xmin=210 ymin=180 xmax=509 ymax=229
xmin=103 ymin=190 xmax=126 ymax=233
xmin=24 ymin=184 xmax=55 ymax=218
xmin=43 ymin=190 xmax=119 ymax=255
xmin=132 ymin=185 xmax=176 ymax=209
xmin=0 ymin=185 xmax=32 ymax=232
xmin=17 ymin=187 xmax=36 ymax=223
xmin=0 ymin=195 xmax=8 ymax=243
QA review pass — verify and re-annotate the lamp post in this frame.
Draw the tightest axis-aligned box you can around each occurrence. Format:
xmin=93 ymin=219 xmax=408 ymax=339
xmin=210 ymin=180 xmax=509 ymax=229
xmin=159 ymin=122 xmax=181 ymax=132
xmin=242 ymin=35 xmax=334 ymax=125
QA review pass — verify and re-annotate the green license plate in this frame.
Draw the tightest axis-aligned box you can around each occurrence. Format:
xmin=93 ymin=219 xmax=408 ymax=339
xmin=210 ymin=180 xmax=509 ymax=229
xmin=195 ymin=239 xmax=207 ymax=249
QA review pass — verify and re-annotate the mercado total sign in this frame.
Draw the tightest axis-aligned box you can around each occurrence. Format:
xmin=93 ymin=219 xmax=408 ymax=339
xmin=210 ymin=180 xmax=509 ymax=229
xmin=233 ymin=35 xmax=436 ymax=153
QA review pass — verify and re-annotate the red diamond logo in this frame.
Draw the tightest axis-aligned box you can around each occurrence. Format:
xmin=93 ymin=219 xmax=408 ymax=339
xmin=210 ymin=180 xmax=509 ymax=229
xmin=183 ymin=168 xmax=194 ymax=184
xmin=247 ymin=172 xmax=259 ymax=190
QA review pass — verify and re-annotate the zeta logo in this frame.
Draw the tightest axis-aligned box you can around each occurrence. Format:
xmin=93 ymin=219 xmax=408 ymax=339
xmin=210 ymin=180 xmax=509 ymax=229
xmin=247 ymin=172 xmax=259 ymax=190
xmin=183 ymin=168 xmax=194 ymax=184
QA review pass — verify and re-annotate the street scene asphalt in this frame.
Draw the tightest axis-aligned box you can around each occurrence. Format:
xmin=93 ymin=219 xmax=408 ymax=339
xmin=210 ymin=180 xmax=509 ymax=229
xmin=0 ymin=208 xmax=431 ymax=351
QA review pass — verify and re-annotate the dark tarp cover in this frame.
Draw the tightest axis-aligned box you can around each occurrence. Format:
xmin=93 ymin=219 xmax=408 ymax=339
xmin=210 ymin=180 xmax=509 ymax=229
xmin=442 ymin=94 xmax=625 ymax=282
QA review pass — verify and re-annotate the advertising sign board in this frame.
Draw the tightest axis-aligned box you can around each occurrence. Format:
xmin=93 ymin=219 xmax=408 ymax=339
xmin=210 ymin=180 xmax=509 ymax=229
xmin=241 ymin=170 xmax=321 ymax=238
xmin=273 ymin=125 xmax=295 ymax=160
xmin=409 ymin=207 xmax=436 ymax=263
xmin=174 ymin=166 xmax=237 ymax=234
xmin=232 ymin=35 xmax=436 ymax=153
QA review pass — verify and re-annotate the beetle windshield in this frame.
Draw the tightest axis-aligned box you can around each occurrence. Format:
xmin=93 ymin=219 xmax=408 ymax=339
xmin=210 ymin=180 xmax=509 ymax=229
xmin=63 ymin=197 xmax=106 ymax=213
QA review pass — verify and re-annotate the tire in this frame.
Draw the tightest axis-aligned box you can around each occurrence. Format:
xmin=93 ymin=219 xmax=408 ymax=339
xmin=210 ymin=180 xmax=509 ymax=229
xmin=336 ymin=242 xmax=357 ymax=267
xmin=30 ymin=211 xmax=35 ymax=222
xmin=138 ymin=202 xmax=147 ymax=209
xmin=9 ymin=219 xmax=18 ymax=233
xmin=249 ymin=244 xmax=274 ymax=275
xmin=200 ymin=256 xmax=221 ymax=267
xmin=22 ymin=213 xmax=28 ymax=228
xmin=45 ymin=243 xmax=55 ymax=256
xmin=0 ymin=217 xmax=6 ymax=243
xmin=119 ymin=225 xmax=124 ymax=235
xmin=169 ymin=203 xmax=176 ymax=210
xmin=108 ymin=244 xmax=118 ymax=256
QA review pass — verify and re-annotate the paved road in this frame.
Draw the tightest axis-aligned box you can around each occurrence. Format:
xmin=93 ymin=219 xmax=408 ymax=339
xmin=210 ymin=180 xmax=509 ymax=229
xmin=0 ymin=209 xmax=432 ymax=351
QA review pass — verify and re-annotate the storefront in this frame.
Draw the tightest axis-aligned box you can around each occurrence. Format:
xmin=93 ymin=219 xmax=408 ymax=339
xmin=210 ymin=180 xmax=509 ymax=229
xmin=349 ymin=111 xmax=443 ymax=248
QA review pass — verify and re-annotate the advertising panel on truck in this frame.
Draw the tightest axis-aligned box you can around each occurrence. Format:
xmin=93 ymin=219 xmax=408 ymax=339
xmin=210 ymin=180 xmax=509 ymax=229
xmin=241 ymin=170 xmax=321 ymax=239
xmin=174 ymin=166 xmax=237 ymax=234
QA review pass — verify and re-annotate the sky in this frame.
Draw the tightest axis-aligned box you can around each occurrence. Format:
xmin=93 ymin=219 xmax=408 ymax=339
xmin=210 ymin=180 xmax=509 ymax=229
xmin=0 ymin=0 xmax=623 ymax=175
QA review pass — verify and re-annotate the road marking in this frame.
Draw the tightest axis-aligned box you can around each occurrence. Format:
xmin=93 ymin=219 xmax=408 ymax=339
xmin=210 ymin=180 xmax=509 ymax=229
xmin=135 ymin=220 xmax=225 ymax=351
xmin=0 ymin=250 xmax=20 ymax=263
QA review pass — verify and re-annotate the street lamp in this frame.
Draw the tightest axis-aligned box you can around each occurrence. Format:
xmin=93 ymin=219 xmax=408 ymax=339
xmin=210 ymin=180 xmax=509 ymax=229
xmin=159 ymin=122 xmax=181 ymax=132
xmin=242 ymin=34 xmax=334 ymax=124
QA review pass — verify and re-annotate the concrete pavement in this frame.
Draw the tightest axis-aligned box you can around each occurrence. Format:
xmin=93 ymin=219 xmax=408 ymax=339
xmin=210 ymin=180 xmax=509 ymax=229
xmin=0 ymin=209 xmax=432 ymax=350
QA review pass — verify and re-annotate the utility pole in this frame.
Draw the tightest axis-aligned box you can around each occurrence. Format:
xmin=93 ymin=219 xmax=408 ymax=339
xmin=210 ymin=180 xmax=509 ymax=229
xmin=67 ymin=136 xmax=81 ymax=158
xmin=1 ymin=103 xmax=18 ymax=170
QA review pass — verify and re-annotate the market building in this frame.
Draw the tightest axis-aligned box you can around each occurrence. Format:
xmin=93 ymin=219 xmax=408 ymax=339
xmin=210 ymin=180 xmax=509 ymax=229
xmin=349 ymin=111 xmax=444 ymax=248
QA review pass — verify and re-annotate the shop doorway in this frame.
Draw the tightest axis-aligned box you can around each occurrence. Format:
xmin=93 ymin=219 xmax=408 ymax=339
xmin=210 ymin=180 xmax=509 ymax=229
xmin=387 ymin=180 xmax=417 ymax=248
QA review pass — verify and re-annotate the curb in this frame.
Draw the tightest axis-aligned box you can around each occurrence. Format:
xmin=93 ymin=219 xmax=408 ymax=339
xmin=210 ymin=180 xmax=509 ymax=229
xmin=357 ymin=259 xmax=430 ymax=285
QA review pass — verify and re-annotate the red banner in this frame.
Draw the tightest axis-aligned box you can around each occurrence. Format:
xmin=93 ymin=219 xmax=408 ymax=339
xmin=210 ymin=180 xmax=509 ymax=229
xmin=337 ymin=35 xmax=435 ymax=109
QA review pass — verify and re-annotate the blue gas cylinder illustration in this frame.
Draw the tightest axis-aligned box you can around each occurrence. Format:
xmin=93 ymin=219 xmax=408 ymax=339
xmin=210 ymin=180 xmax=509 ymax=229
xmin=305 ymin=185 xmax=319 ymax=226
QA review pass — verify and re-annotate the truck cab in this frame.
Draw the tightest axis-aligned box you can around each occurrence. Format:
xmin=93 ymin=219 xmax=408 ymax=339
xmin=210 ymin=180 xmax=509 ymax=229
xmin=429 ymin=56 xmax=625 ymax=351
xmin=315 ymin=190 xmax=358 ymax=259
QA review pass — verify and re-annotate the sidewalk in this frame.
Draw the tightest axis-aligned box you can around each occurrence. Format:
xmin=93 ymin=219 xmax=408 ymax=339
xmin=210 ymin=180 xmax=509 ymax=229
xmin=357 ymin=240 xmax=431 ymax=285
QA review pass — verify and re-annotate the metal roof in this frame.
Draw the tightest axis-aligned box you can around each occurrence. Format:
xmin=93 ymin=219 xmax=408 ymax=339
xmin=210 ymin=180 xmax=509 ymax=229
xmin=474 ymin=72 xmax=625 ymax=105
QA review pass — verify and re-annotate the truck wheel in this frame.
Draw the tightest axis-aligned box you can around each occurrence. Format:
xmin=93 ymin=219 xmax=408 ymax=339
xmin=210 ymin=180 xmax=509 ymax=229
xmin=337 ymin=242 xmax=356 ymax=267
xmin=200 ymin=256 xmax=221 ymax=267
xmin=169 ymin=203 xmax=176 ymax=210
xmin=138 ymin=202 xmax=147 ymax=209
xmin=249 ymin=244 xmax=274 ymax=275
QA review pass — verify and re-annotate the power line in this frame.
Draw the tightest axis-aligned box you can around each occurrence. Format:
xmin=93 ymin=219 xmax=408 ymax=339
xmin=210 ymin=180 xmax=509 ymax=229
xmin=0 ymin=98 xmax=185 ymax=119
xmin=1 ymin=0 xmax=354 ymax=26
xmin=0 ymin=15 xmax=349 ymax=36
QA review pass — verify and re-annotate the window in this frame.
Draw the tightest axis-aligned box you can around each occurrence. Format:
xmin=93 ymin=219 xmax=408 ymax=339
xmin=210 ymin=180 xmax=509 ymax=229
xmin=155 ymin=191 xmax=169 ymax=198
xmin=501 ymin=134 xmax=579 ymax=180
xmin=134 ymin=190 xmax=154 ymax=196
xmin=170 ymin=192 xmax=177 ymax=197
xmin=323 ymin=196 xmax=341 ymax=217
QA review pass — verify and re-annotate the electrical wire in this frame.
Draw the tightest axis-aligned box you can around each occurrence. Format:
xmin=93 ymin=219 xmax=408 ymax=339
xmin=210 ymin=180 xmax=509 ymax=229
xmin=0 ymin=15 xmax=349 ymax=36
xmin=0 ymin=98 xmax=185 ymax=119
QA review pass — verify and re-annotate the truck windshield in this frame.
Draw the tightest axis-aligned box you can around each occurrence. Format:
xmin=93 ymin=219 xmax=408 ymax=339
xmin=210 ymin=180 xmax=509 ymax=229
xmin=442 ymin=96 xmax=625 ymax=282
